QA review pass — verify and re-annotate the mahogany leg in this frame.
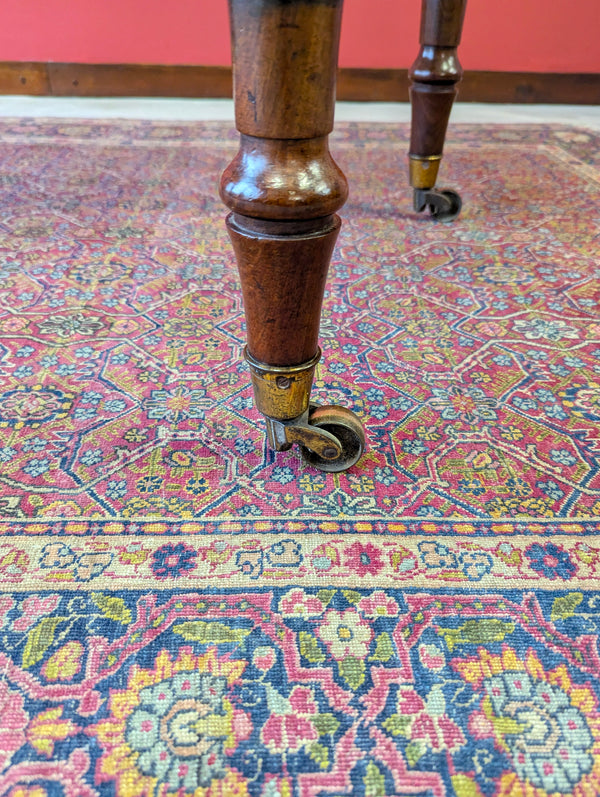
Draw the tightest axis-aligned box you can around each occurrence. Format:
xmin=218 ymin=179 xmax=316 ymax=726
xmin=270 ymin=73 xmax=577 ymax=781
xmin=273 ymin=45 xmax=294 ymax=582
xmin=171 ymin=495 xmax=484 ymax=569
xmin=409 ymin=0 xmax=467 ymax=221
xmin=220 ymin=0 xmax=365 ymax=472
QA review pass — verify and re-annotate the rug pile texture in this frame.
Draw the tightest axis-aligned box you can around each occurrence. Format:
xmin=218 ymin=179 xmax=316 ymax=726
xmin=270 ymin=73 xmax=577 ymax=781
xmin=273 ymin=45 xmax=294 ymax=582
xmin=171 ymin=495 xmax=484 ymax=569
xmin=1 ymin=119 xmax=600 ymax=797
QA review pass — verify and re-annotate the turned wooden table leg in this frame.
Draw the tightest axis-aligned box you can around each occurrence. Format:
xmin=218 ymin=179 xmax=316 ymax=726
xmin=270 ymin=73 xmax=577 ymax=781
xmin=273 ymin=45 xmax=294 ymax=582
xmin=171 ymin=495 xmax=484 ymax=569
xmin=409 ymin=0 xmax=467 ymax=221
xmin=220 ymin=0 xmax=365 ymax=472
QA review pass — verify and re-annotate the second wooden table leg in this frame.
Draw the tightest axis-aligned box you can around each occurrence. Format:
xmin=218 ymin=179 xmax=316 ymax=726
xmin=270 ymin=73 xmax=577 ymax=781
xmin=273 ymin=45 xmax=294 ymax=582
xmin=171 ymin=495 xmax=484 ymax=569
xmin=409 ymin=0 xmax=467 ymax=222
xmin=221 ymin=0 xmax=365 ymax=472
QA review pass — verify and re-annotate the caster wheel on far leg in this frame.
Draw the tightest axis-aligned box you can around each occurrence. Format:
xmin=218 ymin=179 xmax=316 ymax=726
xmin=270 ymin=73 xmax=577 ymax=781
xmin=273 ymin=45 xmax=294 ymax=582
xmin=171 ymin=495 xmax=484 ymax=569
xmin=413 ymin=188 xmax=462 ymax=222
xmin=301 ymin=405 xmax=365 ymax=473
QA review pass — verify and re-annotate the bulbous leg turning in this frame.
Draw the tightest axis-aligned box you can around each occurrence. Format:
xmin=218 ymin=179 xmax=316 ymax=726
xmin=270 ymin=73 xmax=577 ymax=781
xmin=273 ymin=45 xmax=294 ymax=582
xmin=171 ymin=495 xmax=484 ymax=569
xmin=409 ymin=0 xmax=467 ymax=221
xmin=221 ymin=0 xmax=365 ymax=472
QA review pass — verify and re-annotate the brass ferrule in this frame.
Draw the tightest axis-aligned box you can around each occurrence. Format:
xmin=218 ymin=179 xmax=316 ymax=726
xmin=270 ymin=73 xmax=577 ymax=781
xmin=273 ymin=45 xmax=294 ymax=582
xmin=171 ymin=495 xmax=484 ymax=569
xmin=245 ymin=348 xmax=321 ymax=421
xmin=409 ymin=155 xmax=442 ymax=190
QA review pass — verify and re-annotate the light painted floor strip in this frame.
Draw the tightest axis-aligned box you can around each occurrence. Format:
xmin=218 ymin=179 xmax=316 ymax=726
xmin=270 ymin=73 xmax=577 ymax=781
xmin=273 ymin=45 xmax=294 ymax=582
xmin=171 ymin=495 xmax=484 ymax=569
xmin=0 ymin=96 xmax=599 ymax=129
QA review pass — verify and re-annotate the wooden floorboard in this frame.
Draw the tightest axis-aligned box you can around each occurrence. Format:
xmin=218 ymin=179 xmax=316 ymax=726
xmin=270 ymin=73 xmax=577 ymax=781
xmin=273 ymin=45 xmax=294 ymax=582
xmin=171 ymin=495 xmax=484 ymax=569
xmin=1 ymin=63 xmax=599 ymax=104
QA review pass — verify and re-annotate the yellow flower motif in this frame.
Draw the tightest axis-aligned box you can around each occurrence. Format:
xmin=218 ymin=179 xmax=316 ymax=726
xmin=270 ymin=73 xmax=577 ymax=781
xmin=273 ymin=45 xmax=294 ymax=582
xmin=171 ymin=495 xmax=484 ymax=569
xmin=350 ymin=475 xmax=375 ymax=493
xmin=26 ymin=707 xmax=77 ymax=757
xmin=499 ymin=426 xmax=524 ymax=441
xmin=299 ymin=474 xmax=326 ymax=493
xmin=90 ymin=648 xmax=251 ymax=797
xmin=415 ymin=425 xmax=441 ymax=441
xmin=456 ymin=647 xmax=600 ymax=797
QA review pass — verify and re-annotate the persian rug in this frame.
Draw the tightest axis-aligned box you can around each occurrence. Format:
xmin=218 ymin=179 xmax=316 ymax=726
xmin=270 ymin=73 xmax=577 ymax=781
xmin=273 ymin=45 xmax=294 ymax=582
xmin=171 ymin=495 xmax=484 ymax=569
xmin=1 ymin=118 xmax=600 ymax=797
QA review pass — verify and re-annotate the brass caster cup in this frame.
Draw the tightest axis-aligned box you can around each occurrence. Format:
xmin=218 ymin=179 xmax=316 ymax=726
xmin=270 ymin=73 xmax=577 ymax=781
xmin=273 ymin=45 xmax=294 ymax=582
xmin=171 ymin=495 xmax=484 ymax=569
xmin=409 ymin=155 xmax=441 ymax=190
xmin=245 ymin=347 xmax=321 ymax=421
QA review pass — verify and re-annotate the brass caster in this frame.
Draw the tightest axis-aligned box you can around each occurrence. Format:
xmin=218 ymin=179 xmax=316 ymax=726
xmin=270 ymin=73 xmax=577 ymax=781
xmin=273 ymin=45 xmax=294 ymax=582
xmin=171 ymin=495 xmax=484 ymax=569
xmin=413 ymin=188 xmax=462 ymax=223
xmin=300 ymin=405 xmax=366 ymax=473
xmin=244 ymin=348 xmax=365 ymax=472
xmin=264 ymin=404 xmax=365 ymax=473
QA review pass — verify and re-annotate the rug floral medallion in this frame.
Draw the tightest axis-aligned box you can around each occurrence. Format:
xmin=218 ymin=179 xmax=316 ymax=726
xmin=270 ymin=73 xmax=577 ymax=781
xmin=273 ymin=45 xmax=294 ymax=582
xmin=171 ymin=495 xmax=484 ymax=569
xmin=1 ymin=119 xmax=600 ymax=797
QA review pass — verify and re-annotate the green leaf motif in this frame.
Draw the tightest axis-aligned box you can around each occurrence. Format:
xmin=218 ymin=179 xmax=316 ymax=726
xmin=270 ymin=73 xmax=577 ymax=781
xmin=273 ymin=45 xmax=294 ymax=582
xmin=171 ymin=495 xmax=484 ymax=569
xmin=438 ymin=619 xmax=515 ymax=651
xmin=309 ymin=742 xmax=329 ymax=769
xmin=551 ymin=592 xmax=583 ymax=622
xmin=340 ymin=655 xmax=365 ymax=690
xmin=342 ymin=590 xmax=361 ymax=605
xmin=382 ymin=713 xmax=411 ymax=737
xmin=370 ymin=632 xmax=394 ymax=662
xmin=364 ymin=761 xmax=385 ymax=797
xmin=406 ymin=741 xmax=425 ymax=768
xmin=172 ymin=621 xmax=250 ymax=644
xmin=22 ymin=617 xmax=66 ymax=668
xmin=299 ymin=631 xmax=325 ymax=663
xmin=92 ymin=593 xmax=132 ymax=625
xmin=317 ymin=589 xmax=335 ymax=606
xmin=311 ymin=713 xmax=340 ymax=736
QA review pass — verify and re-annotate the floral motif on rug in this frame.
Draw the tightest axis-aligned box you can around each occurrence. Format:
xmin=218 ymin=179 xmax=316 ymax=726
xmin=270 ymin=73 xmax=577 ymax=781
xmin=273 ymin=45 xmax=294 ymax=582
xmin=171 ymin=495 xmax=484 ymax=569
xmin=1 ymin=588 xmax=600 ymax=796
xmin=0 ymin=119 xmax=600 ymax=796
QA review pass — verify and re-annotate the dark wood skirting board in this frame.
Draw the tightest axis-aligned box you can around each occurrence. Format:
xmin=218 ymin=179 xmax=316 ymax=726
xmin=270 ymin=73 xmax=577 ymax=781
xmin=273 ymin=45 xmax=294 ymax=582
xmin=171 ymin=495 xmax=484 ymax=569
xmin=0 ymin=64 xmax=233 ymax=99
xmin=1 ymin=63 xmax=599 ymax=104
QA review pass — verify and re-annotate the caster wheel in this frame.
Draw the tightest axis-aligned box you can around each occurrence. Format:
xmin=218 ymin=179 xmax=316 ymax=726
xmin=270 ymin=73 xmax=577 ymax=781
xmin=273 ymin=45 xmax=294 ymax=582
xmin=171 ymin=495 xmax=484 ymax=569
xmin=301 ymin=405 xmax=366 ymax=473
xmin=414 ymin=188 xmax=462 ymax=223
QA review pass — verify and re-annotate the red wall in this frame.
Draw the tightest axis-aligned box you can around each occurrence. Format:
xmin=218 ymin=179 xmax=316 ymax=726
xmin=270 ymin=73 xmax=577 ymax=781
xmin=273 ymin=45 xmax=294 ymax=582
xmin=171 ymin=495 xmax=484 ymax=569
xmin=1 ymin=0 xmax=598 ymax=73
